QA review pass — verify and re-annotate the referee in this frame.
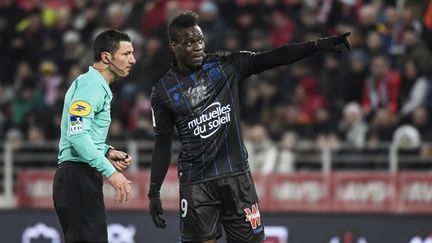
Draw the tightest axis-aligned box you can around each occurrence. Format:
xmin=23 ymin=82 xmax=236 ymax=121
xmin=148 ymin=11 xmax=350 ymax=243
xmin=53 ymin=30 xmax=135 ymax=243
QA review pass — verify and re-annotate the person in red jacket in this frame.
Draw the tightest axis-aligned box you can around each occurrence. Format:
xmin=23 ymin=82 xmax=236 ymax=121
xmin=362 ymin=54 xmax=400 ymax=115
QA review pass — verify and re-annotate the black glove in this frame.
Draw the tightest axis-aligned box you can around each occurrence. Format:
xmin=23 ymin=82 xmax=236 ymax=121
xmin=316 ymin=32 xmax=351 ymax=53
xmin=148 ymin=192 xmax=167 ymax=228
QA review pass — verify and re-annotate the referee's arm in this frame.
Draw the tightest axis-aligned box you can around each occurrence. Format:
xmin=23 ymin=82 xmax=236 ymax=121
xmin=67 ymin=123 xmax=132 ymax=203
xmin=67 ymin=130 xmax=116 ymax=177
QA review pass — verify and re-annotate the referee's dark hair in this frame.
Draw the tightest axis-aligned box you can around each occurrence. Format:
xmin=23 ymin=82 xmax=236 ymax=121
xmin=168 ymin=11 xmax=199 ymax=43
xmin=93 ymin=29 xmax=131 ymax=62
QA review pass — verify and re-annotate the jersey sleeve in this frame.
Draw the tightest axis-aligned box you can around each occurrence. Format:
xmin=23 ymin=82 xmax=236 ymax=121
xmin=221 ymin=51 xmax=257 ymax=78
xmin=151 ymin=86 xmax=175 ymax=137
xmin=223 ymin=41 xmax=317 ymax=78
xmin=65 ymin=80 xmax=116 ymax=177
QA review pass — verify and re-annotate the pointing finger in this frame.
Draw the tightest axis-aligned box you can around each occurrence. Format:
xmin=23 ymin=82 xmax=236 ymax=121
xmin=343 ymin=38 xmax=351 ymax=49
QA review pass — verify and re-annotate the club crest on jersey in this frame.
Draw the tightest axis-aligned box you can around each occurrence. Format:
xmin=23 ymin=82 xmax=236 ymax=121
xmin=69 ymin=116 xmax=83 ymax=134
xmin=203 ymin=62 xmax=223 ymax=82
xmin=69 ymin=100 xmax=91 ymax=116
xmin=171 ymin=92 xmax=184 ymax=107
xmin=208 ymin=67 xmax=222 ymax=81
xmin=244 ymin=203 xmax=261 ymax=230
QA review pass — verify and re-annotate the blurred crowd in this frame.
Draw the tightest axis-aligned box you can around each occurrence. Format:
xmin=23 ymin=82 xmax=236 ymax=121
xmin=1 ymin=0 xmax=432 ymax=170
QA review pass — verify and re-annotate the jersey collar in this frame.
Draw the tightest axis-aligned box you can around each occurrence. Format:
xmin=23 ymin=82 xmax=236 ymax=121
xmin=88 ymin=66 xmax=113 ymax=97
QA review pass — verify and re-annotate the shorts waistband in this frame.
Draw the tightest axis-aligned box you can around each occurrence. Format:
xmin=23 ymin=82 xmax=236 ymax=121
xmin=58 ymin=161 xmax=94 ymax=170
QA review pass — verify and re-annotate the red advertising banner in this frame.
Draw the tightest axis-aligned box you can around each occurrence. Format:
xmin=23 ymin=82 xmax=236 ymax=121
xmin=264 ymin=173 xmax=331 ymax=212
xmin=16 ymin=170 xmax=55 ymax=208
xmin=397 ymin=172 xmax=432 ymax=213
xmin=15 ymin=169 xmax=152 ymax=209
xmin=251 ymin=174 xmax=270 ymax=210
xmin=159 ymin=165 xmax=180 ymax=210
xmin=103 ymin=171 xmax=150 ymax=209
xmin=14 ymin=169 xmax=432 ymax=214
xmin=331 ymin=172 xmax=397 ymax=213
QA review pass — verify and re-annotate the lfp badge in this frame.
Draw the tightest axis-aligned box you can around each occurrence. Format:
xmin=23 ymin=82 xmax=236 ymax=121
xmin=69 ymin=116 xmax=83 ymax=135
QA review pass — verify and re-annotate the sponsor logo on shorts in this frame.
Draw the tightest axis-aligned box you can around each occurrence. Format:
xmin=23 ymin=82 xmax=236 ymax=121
xmin=244 ymin=203 xmax=261 ymax=230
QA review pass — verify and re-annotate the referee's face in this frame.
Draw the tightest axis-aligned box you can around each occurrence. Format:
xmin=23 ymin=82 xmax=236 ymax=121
xmin=171 ymin=25 xmax=205 ymax=71
xmin=109 ymin=41 xmax=136 ymax=78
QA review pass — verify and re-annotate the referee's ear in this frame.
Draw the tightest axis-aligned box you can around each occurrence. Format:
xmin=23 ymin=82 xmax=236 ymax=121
xmin=101 ymin=51 xmax=111 ymax=65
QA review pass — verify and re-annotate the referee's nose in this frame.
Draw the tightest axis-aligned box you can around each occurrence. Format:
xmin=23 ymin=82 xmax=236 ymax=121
xmin=129 ymin=54 xmax=136 ymax=65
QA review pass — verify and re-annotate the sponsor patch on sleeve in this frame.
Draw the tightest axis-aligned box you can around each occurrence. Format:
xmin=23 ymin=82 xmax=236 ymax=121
xmin=69 ymin=100 xmax=92 ymax=116
xmin=69 ymin=116 xmax=83 ymax=134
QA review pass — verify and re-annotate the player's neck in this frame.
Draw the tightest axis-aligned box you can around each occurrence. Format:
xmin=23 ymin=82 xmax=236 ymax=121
xmin=93 ymin=62 xmax=115 ymax=85
xmin=176 ymin=61 xmax=198 ymax=75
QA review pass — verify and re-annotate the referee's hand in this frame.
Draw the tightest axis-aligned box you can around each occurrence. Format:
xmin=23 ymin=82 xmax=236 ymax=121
xmin=148 ymin=193 xmax=167 ymax=228
xmin=107 ymin=172 xmax=132 ymax=203
xmin=107 ymin=149 xmax=132 ymax=171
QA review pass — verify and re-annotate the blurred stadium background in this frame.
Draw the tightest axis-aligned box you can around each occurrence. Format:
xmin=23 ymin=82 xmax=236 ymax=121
xmin=1 ymin=0 xmax=432 ymax=242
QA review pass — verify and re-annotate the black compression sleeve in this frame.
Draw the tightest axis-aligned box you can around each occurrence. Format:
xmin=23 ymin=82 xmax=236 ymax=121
xmin=246 ymin=41 xmax=317 ymax=76
xmin=148 ymin=135 xmax=172 ymax=196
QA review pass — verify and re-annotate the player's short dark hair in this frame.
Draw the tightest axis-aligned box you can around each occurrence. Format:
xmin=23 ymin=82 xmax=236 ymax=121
xmin=93 ymin=29 xmax=131 ymax=62
xmin=168 ymin=11 xmax=199 ymax=42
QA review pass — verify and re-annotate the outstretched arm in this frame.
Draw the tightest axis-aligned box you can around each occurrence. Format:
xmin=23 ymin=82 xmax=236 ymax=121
xmin=246 ymin=32 xmax=351 ymax=76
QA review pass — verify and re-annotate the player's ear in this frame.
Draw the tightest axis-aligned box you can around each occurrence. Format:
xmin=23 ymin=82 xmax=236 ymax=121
xmin=169 ymin=41 xmax=176 ymax=52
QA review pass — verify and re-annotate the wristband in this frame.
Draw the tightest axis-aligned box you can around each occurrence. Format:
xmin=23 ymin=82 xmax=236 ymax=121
xmin=106 ymin=145 xmax=115 ymax=157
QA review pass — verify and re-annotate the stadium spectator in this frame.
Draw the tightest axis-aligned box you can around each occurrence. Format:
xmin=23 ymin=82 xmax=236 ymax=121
xmin=244 ymin=124 xmax=278 ymax=175
xmin=318 ymin=54 xmax=344 ymax=108
xmin=276 ymin=131 xmax=298 ymax=174
xmin=365 ymin=30 xmax=386 ymax=57
xmin=397 ymin=27 xmax=432 ymax=75
xmin=362 ymin=54 xmax=401 ymax=115
xmin=61 ymin=30 xmax=86 ymax=72
xmin=410 ymin=106 xmax=432 ymax=142
xmin=339 ymin=49 xmax=368 ymax=104
xmin=399 ymin=59 xmax=429 ymax=117
xmin=338 ymin=102 xmax=369 ymax=148
xmin=392 ymin=124 xmax=421 ymax=151
xmin=294 ymin=76 xmax=328 ymax=126
xmin=197 ymin=0 xmax=225 ymax=52
xmin=369 ymin=107 xmax=398 ymax=142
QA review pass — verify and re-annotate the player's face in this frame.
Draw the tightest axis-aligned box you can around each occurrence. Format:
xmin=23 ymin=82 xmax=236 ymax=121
xmin=109 ymin=41 xmax=136 ymax=78
xmin=171 ymin=25 xmax=205 ymax=70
